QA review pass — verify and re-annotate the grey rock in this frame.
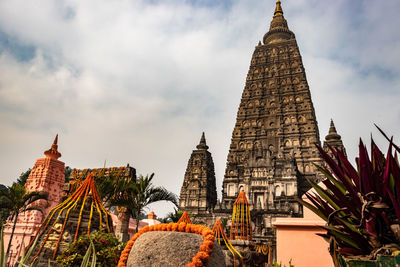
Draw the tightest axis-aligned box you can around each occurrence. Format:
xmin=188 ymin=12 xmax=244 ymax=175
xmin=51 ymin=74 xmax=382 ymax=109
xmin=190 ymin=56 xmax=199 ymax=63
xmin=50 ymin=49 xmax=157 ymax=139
xmin=127 ymin=231 xmax=226 ymax=267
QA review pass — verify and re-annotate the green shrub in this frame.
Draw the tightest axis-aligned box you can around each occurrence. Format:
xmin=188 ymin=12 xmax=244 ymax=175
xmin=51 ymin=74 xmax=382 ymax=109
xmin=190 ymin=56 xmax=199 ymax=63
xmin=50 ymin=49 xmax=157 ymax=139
xmin=56 ymin=231 xmax=125 ymax=267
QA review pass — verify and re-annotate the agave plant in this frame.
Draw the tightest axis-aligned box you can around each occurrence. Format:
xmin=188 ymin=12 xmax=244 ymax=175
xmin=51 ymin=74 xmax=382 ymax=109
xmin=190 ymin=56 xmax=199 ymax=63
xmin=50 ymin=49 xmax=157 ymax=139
xmin=16 ymin=234 xmax=39 ymax=267
xmin=297 ymin=127 xmax=400 ymax=263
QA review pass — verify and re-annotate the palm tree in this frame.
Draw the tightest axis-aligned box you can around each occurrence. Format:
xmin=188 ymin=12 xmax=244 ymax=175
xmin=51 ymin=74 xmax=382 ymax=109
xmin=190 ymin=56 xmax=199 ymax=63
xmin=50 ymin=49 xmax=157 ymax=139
xmin=0 ymin=184 xmax=10 ymax=227
xmin=0 ymin=183 xmax=47 ymax=264
xmin=97 ymin=173 xmax=177 ymax=241
xmin=96 ymin=173 xmax=137 ymax=242
xmin=131 ymin=174 xmax=178 ymax=233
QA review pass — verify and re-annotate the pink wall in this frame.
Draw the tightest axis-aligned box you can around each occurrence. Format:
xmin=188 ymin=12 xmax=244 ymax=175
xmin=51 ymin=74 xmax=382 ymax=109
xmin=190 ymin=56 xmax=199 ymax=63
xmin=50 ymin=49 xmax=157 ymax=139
xmin=273 ymin=187 xmax=333 ymax=267
xmin=274 ymin=219 xmax=332 ymax=267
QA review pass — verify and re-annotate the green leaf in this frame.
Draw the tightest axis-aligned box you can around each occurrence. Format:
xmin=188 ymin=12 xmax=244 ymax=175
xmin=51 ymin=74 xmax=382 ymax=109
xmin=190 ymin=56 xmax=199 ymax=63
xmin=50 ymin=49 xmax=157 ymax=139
xmin=295 ymin=196 xmax=328 ymax=222
xmin=18 ymin=230 xmax=40 ymax=267
xmin=90 ymin=239 xmax=96 ymax=267
xmin=308 ymin=179 xmax=342 ymax=211
xmin=80 ymin=243 xmax=91 ymax=267
xmin=17 ymin=242 xmax=26 ymax=267
xmin=315 ymin=164 xmax=347 ymax=194
xmin=335 ymin=217 xmax=361 ymax=237
xmin=29 ymin=257 xmax=37 ymax=267
xmin=389 ymin=173 xmax=396 ymax=196
xmin=326 ymin=226 xmax=362 ymax=250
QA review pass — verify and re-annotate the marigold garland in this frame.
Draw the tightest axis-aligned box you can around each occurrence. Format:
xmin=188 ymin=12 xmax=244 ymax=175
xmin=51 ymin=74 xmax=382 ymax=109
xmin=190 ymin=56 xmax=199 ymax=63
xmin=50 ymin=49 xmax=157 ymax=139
xmin=177 ymin=211 xmax=192 ymax=224
xmin=117 ymin=222 xmax=215 ymax=267
xmin=254 ymin=244 xmax=272 ymax=264
xmin=29 ymin=173 xmax=113 ymax=261
xmin=212 ymin=219 xmax=243 ymax=267
xmin=230 ymin=191 xmax=252 ymax=241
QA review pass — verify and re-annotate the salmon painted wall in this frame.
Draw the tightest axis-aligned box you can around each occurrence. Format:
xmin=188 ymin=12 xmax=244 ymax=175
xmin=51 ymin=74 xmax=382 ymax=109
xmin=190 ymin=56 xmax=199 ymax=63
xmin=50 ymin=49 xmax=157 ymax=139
xmin=274 ymin=188 xmax=333 ymax=267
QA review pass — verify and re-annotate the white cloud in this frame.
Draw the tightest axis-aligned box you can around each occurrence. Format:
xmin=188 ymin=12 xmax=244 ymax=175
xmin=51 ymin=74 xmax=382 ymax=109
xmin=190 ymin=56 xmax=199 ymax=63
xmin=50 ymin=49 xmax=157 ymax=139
xmin=0 ymin=0 xmax=399 ymax=217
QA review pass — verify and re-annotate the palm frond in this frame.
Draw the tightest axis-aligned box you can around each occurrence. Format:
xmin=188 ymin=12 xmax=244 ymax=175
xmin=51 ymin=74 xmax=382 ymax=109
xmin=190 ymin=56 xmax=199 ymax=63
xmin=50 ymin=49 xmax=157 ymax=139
xmin=147 ymin=187 xmax=178 ymax=207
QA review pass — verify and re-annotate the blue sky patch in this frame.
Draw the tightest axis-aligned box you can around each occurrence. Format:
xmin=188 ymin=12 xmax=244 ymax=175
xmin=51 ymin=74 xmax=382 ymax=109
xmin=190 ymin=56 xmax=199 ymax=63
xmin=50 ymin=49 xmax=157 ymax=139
xmin=0 ymin=30 xmax=35 ymax=62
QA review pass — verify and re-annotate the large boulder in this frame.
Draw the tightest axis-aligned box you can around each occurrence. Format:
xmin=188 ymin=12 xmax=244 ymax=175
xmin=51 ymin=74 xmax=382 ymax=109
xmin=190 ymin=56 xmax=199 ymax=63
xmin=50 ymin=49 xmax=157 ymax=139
xmin=127 ymin=231 xmax=226 ymax=267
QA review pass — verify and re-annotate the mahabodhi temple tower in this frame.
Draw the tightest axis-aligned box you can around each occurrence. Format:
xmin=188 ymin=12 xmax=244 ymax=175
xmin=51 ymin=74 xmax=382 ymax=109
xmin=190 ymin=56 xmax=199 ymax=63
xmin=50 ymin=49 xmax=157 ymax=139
xmin=179 ymin=0 xmax=346 ymax=245
xmin=220 ymin=0 xmax=324 ymax=240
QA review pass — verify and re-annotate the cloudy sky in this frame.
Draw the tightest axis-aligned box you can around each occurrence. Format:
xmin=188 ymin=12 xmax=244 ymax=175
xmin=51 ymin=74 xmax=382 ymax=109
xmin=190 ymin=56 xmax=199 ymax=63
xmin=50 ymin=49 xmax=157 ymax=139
xmin=0 ymin=0 xmax=399 ymax=217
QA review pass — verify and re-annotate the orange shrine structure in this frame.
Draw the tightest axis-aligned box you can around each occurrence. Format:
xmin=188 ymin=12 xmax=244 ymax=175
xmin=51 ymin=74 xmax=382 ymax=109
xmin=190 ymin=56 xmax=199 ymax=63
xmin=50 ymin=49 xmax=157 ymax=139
xmin=3 ymin=136 xmax=65 ymax=266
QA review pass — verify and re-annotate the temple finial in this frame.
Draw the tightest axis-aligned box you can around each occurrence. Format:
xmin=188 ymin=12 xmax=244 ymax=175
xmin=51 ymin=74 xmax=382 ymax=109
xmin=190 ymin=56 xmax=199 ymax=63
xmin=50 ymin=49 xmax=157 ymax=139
xmin=44 ymin=134 xmax=62 ymax=160
xmin=196 ymin=132 xmax=209 ymax=150
xmin=53 ymin=134 xmax=58 ymax=146
xmin=264 ymin=0 xmax=293 ymax=44
xmin=325 ymin=119 xmax=341 ymax=141
xmin=324 ymin=119 xmax=347 ymax=156
xmin=329 ymin=119 xmax=337 ymax=134
xmin=200 ymin=132 xmax=206 ymax=145
xmin=274 ymin=0 xmax=283 ymax=17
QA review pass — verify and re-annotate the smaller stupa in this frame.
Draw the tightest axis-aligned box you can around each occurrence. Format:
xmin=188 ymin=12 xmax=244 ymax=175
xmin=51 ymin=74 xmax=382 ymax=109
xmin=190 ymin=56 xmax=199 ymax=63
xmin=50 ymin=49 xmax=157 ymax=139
xmin=323 ymin=119 xmax=347 ymax=157
xmin=28 ymin=174 xmax=113 ymax=266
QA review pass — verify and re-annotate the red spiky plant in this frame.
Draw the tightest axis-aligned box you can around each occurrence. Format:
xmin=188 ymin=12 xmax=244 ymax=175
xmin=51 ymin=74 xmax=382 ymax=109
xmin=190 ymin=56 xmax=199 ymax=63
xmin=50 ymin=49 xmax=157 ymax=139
xmin=297 ymin=126 xmax=400 ymax=264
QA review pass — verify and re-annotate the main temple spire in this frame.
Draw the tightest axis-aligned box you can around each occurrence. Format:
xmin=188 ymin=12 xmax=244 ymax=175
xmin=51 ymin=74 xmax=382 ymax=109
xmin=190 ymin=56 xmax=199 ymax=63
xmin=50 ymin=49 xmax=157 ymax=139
xmin=274 ymin=0 xmax=283 ymax=17
xmin=263 ymin=0 xmax=294 ymax=44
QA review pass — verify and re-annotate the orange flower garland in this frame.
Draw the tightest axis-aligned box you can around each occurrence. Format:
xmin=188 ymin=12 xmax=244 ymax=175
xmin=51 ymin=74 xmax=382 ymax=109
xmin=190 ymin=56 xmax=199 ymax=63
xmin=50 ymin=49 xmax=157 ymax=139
xmin=230 ymin=191 xmax=252 ymax=241
xmin=255 ymin=244 xmax=272 ymax=264
xmin=29 ymin=174 xmax=113 ymax=261
xmin=212 ymin=219 xmax=243 ymax=267
xmin=117 ymin=222 xmax=215 ymax=267
xmin=177 ymin=211 xmax=192 ymax=224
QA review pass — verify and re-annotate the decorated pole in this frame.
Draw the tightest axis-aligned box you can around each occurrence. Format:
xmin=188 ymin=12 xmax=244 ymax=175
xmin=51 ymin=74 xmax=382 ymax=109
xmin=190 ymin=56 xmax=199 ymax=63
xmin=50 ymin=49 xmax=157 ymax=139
xmin=230 ymin=191 xmax=252 ymax=241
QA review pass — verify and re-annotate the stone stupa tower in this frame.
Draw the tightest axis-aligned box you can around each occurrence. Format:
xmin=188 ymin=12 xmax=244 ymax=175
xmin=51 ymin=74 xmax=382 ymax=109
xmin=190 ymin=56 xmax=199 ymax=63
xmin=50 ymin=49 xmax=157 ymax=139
xmin=221 ymin=0 xmax=324 ymax=241
xmin=323 ymin=119 xmax=347 ymax=157
xmin=179 ymin=133 xmax=217 ymax=220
